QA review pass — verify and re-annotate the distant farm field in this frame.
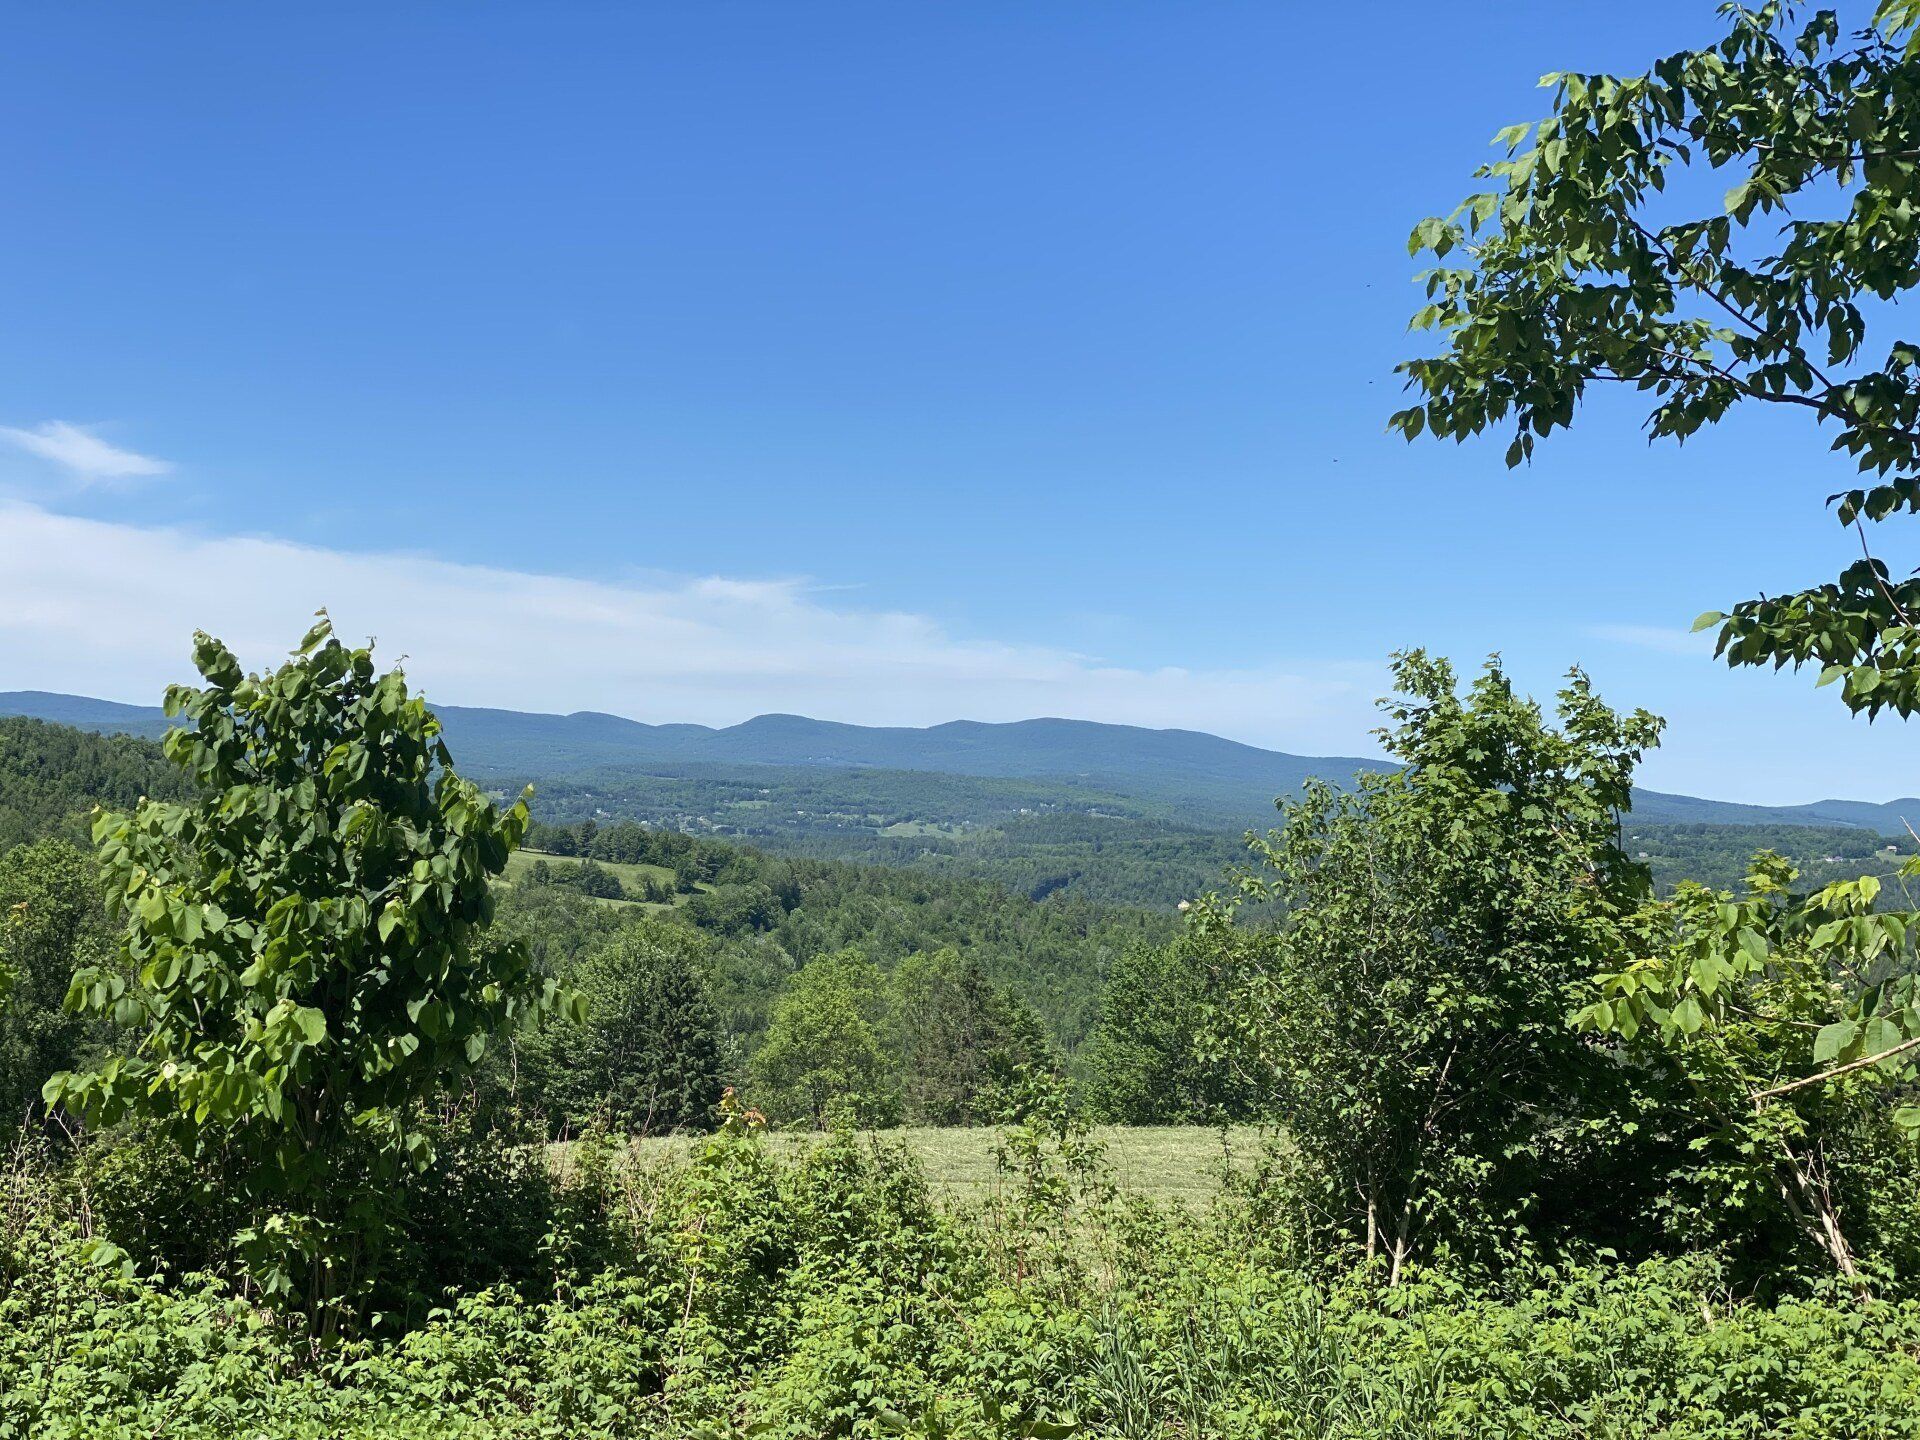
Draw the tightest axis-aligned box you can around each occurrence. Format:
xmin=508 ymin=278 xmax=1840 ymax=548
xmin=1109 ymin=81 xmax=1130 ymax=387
xmin=569 ymin=1124 xmax=1270 ymax=1207
xmin=501 ymin=849 xmax=703 ymax=911
xmin=503 ymin=848 xmax=676 ymax=892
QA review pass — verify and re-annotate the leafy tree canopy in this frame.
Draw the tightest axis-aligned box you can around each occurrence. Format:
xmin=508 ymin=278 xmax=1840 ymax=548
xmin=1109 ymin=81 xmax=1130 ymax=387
xmin=1396 ymin=2 xmax=1920 ymax=716
xmin=1081 ymin=935 xmax=1246 ymax=1126
xmin=890 ymin=947 xmax=1049 ymax=1127
xmin=0 ymin=715 xmax=186 ymax=854
xmin=518 ymin=920 xmax=724 ymax=1136
xmin=1577 ymin=855 xmax=1920 ymax=1286
xmin=0 ymin=839 xmax=105 ymax=1125
xmin=751 ymin=948 xmax=899 ymax=1128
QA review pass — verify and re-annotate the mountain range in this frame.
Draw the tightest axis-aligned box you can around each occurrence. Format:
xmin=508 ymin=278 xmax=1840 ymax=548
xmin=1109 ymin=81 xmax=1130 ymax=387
xmin=4 ymin=689 xmax=1915 ymax=837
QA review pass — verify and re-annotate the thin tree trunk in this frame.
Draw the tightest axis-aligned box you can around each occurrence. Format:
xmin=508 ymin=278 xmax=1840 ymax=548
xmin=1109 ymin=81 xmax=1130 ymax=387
xmin=1776 ymin=1138 xmax=1866 ymax=1294
xmin=1387 ymin=1207 xmax=1413 ymax=1288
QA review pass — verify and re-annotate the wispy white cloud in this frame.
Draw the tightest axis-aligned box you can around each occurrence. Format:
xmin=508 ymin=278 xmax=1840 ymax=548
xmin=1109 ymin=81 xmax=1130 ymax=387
xmin=1586 ymin=622 xmax=1709 ymax=657
xmin=0 ymin=502 xmax=1389 ymax=754
xmin=0 ymin=421 xmax=172 ymax=486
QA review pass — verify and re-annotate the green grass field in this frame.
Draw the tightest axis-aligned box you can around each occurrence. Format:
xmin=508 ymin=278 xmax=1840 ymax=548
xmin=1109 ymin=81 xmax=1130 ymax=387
xmin=502 ymin=849 xmax=697 ymax=909
xmin=504 ymin=848 xmax=676 ymax=891
xmin=579 ymin=1124 xmax=1269 ymax=1207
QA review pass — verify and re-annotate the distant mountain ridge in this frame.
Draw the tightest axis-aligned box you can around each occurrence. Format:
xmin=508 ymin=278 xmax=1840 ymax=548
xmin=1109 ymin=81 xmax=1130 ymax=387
xmin=2 ymin=689 xmax=1914 ymax=835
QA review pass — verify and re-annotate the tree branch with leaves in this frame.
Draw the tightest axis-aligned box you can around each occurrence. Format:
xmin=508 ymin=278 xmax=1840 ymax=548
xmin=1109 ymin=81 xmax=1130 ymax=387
xmin=1575 ymin=857 xmax=1920 ymax=1286
xmin=1396 ymin=2 xmax=1920 ymax=716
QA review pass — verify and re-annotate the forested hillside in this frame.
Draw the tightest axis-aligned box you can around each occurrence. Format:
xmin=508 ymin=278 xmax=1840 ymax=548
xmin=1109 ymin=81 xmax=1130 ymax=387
xmin=12 ymin=686 xmax=1910 ymax=836
xmin=1627 ymin=820 xmax=1915 ymax=893
xmin=1 ymin=699 xmax=1899 ymax=1145
xmin=513 ymin=817 xmax=1168 ymax=1049
xmin=8 ymin=688 xmax=1913 ymax=909
xmin=0 ymin=689 xmax=1398 ymax=827
xmin=0 ymin=715 xmax=186 ymax=852
xmin=0 ymin=710 xmax=1161 ymax=1079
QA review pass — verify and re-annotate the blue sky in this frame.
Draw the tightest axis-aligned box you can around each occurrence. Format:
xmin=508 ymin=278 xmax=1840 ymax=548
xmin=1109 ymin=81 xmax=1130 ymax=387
xmin=0 ymin=1 xmax=1911 ymax=803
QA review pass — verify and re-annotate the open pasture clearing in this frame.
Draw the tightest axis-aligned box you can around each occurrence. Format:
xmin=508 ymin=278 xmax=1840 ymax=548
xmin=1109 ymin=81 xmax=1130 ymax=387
xmin=572 ymin=1123 xmax=1270 ymax=1207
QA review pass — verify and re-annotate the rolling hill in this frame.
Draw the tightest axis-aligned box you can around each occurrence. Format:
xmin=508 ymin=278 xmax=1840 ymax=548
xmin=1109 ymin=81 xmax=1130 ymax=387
xmin=2 ymin=688 xmax=1913 ymax=836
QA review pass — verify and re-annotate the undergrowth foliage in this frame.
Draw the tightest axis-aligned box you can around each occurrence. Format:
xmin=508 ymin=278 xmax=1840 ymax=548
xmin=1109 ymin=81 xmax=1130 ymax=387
xmin=7 ymin=1115 xmax=1920 ymax=1439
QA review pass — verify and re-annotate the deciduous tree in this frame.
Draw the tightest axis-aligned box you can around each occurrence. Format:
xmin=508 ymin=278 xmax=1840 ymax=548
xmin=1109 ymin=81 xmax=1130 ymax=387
xmin=0 ymin=839 xmax=104 ymax=1125
xmin=1202 ymin=652 xmax=1661 ymax=1280
xmin=889 ymin=947 xmax=1047 ymax=1126
xmin=1082 ymin=936 xmax=1241 ymax=1125
xmin=522 ymin=921 xmax=723 ymax=1135
xmin=1576 ymin=857 xmax=1920 ymax=1287
xmin=751 ymin=948 xmax=898 ymax=1128
xmin=45 ymin=615 xmax=569 ymax=1324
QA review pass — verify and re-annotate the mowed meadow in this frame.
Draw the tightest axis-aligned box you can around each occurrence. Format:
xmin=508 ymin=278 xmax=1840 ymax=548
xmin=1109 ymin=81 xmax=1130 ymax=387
xmin=568 ymin=1124 xmax=1258 ymax=1207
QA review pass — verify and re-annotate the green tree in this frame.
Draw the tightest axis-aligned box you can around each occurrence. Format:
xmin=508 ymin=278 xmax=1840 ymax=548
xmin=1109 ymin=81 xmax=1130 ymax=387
xmin=44 ymin=616 xmax=567 ymax=1323
xmin=889 ymin=948 xmax=1048 ymax=1126
xmin=1201 ymin=652 xmax=1662 ymax=1281
xmin=751 ymin=948 xmax=898 ymax=1128
xmin=521 ymin=921 xmax=724 ymax=1135
xmin=1395 ymin=3 xmax=1920 ymax=718
xmin=1576 ymin=857 xmax=1920 ymax=1288
xmin=568 ymin=859 xmax=628 ymax=901
xmin=1082 ymin=935 xmax=1241 ymax=1125
xmin=687 ymin=881 xmax=784 ymax=935
xmin=0 ymin=839 xmax=105 ymax=1125
xmin=1393 ymin=2 xmax=1920 ymax=1278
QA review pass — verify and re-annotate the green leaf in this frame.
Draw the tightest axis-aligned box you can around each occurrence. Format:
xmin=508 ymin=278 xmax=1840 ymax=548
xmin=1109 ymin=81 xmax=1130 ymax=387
xmin=1814 ymin=1020 xmax=1859 ymax=1065
xmin=1691 ymin=948 xmax=1734 ymax=995
xmin=1865 ymin=1014 xmax=1903 ymax=1060
xmin=1673 ymin=994 xmax=1706 ymax=1036
xmin=291 ymin=1006 xmax=328 ymax=1045
xmin=296 ymin=611 xmax=333 ymax=654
